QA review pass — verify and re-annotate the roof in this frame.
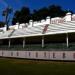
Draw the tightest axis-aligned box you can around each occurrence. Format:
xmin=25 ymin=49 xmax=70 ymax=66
xmin=0 ymin=21 xmax=75 ymax=39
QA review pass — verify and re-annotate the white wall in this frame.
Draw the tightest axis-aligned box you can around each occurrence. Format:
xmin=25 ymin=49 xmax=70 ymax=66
xmin=0 ymin=50 xmax=75 ymax=61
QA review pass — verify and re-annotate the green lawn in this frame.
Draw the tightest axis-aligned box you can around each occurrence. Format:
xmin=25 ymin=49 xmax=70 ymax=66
xmin=0 ymin=58 xmax=75 ymax=75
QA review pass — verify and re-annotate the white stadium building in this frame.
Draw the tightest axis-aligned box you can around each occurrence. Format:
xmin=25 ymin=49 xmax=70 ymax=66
xmin=0 ymin=12 xmax=75 ymax=61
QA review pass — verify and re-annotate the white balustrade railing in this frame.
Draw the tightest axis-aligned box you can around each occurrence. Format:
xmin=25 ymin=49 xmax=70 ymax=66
xmin=0 ymin=50 xmax=75 ymax=61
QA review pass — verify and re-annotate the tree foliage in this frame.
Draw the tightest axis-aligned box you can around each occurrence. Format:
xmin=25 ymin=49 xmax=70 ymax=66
xmin=48 ymin=5 xmax=67 ymax=18
xmin=12 ymin=7 xmax=31 ymax=24
xmin=12 ymin=5 xmax=70 ymax=24
xmin=0 ymin=21 xmax=5 ymax=27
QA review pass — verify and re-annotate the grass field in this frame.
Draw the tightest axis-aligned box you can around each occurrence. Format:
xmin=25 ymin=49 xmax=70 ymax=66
xmin=0 ymin=58 xmax=75 ymax=75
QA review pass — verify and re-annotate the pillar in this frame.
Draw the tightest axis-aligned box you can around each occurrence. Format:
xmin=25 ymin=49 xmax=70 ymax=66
xmin=9 ymin=39 xmax=11 ymax=48
xmin=42 ymin=36 xmax=44 ymax=48
xmin=23 ymin=38 xmax=25 ymax=48
xmin=66 ymin=33 xmax=69 ymax=48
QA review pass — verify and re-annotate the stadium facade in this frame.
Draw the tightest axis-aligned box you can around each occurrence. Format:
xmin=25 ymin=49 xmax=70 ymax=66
xmin=0 ymin=12 xmax=75 ymax=60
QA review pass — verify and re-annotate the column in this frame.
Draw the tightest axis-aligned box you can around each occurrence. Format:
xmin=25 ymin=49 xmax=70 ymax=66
xmin=66 ymin=33 xmax=69 ymax=48
xmin=42 ymin=36 xmax=44 ymax=48
xmin=9 ymin=39 xmax=11 ymax=48
xmin=23 ymin=38 xmax=25 ymax=48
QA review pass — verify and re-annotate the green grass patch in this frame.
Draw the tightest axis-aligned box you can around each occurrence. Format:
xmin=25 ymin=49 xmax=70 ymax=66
xmin=0 ymin=58 xmax=75 ymax=75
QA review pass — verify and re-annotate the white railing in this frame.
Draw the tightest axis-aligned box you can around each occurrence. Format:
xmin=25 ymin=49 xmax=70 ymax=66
xmin=0 ymin=50 xmax=75 ymax=61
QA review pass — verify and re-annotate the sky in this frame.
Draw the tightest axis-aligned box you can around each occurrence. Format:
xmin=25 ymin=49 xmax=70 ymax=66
xmin=0 ymin=0 xmax=75 ymax=23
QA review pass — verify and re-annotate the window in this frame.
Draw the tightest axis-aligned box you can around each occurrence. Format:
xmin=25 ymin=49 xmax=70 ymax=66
xmin=62 ymin=53 xmax=66 ymax=59
xmin=11 ymin=52 xmax=13 ymax=56
xmin=16 ymin=52 xmax=19 ymax=56
xmin=44 ymin=52 xmax=46 ymax=58
xmin=48 ymin=53 xmax=50 ymax=58
xmin=2 ymin=51 xmax=3 ymax=56
xmin=53 ymin=53 xmax=55 ymax=58
xmin=73 ymin=53 xmax=75 ymax=59
xmin=29 ymin=52 xmax=31 ymax=57
xmin=36 ymin=52 xmax=38 ymax=58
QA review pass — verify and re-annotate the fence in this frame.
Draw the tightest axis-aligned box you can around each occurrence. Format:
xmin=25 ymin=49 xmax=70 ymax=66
xmin=0 ymin=50 xmax=75 ymax=61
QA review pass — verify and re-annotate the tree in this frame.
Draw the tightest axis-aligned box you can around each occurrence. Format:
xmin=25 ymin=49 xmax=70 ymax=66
xmin=12 ymin=7 xmax=31 ymax=24
xmin=2 ymin=7 xmax=13 ymax=30
xmin=0 ymin=21 xmax=5 ymax=27
xmin=12 ymin=10 xmax=20 ymax=24
xmin=12 ymin=5 xmax=72 ymax=24
xmin=31 ymin=7 xmax=49 ymax=21
xmin=48 ymin=5 xmax=67 ymax=18
xmin=31 ymin=5 xmax=68 ymax=21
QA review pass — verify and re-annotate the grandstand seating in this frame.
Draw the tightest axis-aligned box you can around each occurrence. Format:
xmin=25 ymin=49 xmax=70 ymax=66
xmin=0 ymin=30 xmax=14 ymax=39
xmin=0 ymin=21 xmax=75 ymax=38
xmin=46 ymin=21 xmax=75 ymax=34
xmin=9 ymin=24 xmax=46 ymax=37
xmin=0 ymin=20 xmax=75 ymax=50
